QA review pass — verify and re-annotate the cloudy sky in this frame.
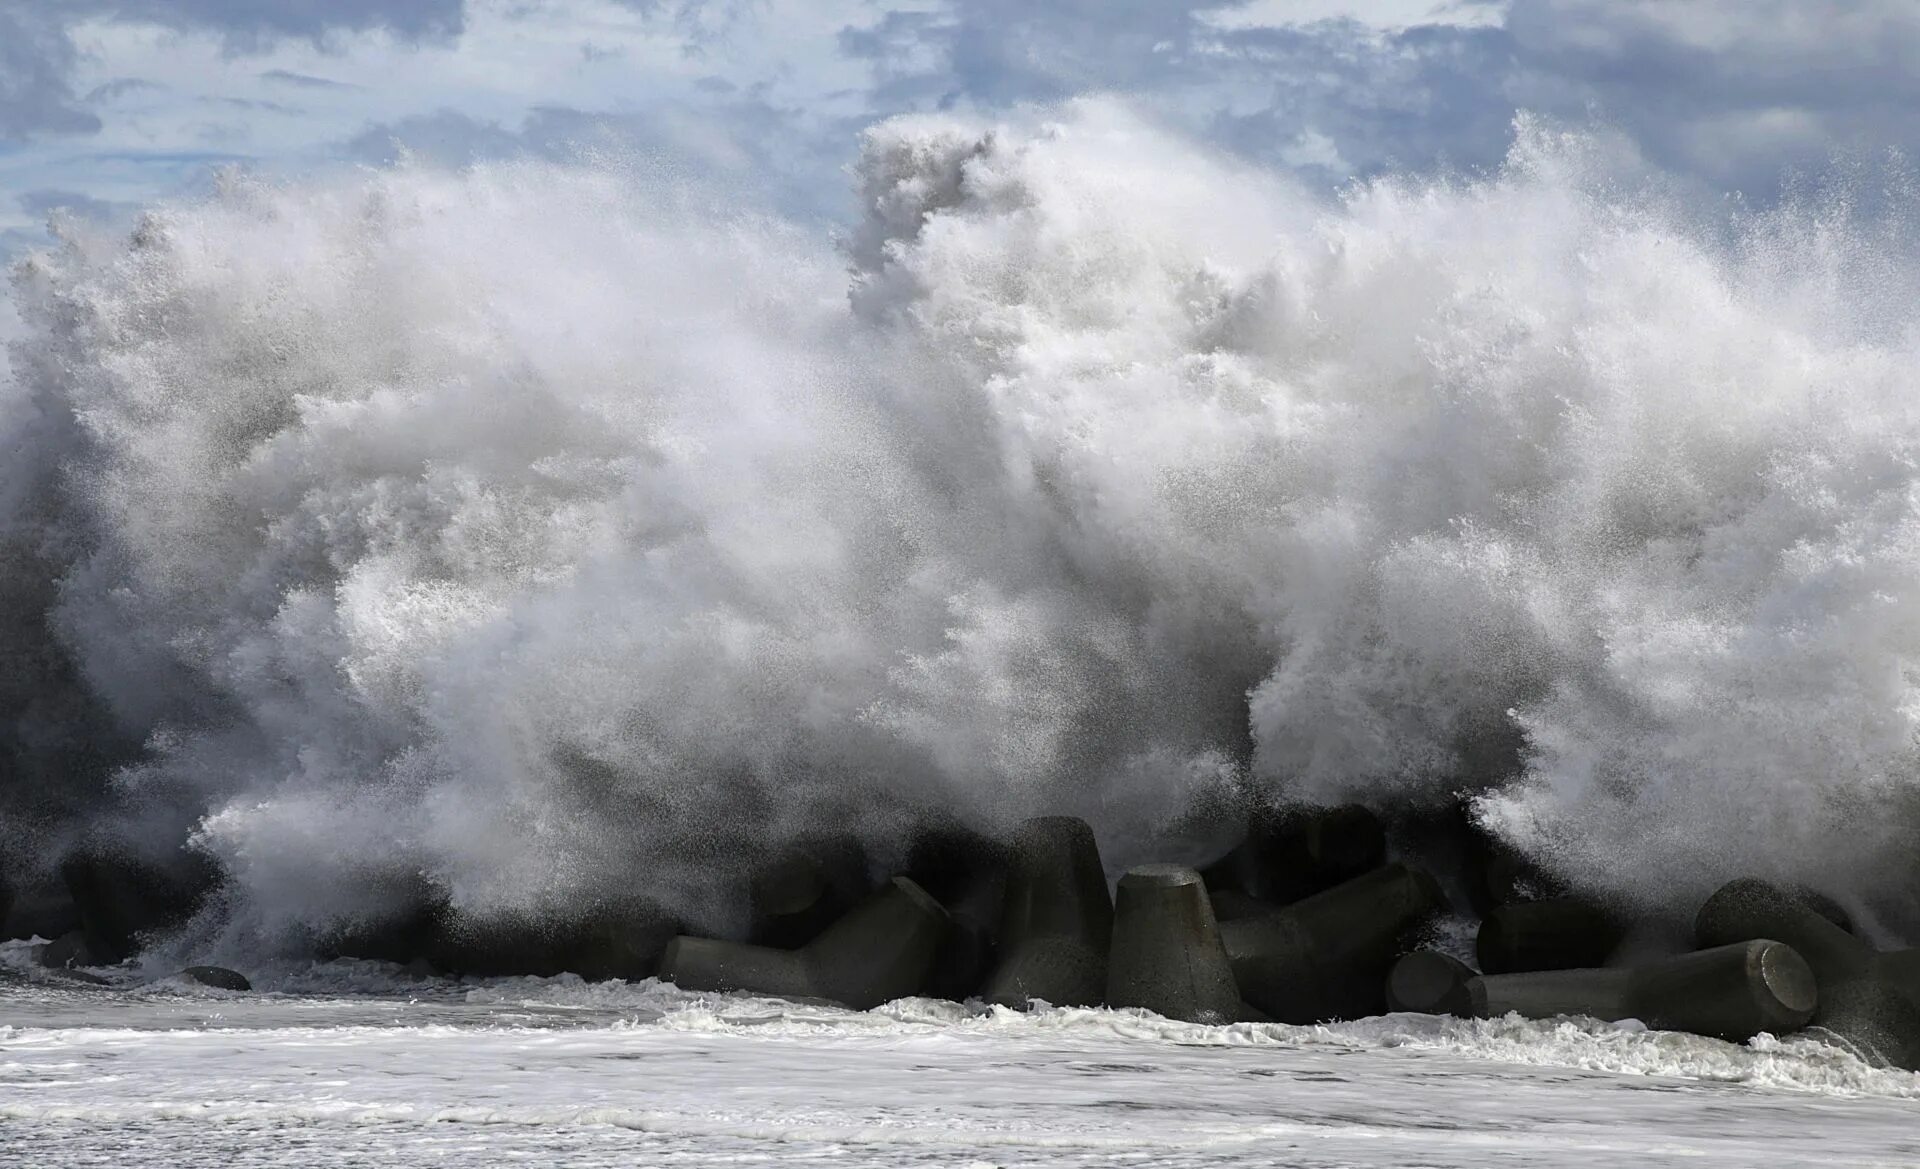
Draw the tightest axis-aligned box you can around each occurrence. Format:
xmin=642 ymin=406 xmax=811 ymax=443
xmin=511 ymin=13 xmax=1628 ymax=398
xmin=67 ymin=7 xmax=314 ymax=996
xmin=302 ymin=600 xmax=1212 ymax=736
xmin=2 ymin=1 xmax=1918 ymax=257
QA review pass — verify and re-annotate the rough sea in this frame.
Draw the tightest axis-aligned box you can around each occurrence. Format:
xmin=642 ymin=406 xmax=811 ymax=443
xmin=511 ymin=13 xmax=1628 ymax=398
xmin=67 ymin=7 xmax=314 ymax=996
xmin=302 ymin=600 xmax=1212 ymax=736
xmin=4 ymin=942 xmax=1917 ymax=1167
xmin=9 ymin=99 xmax=1920 ymax=1164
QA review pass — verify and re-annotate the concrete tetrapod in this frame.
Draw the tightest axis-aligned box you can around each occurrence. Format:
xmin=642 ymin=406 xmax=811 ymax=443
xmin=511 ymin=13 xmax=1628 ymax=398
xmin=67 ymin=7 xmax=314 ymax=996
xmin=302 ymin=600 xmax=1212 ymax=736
xmin=1208 ymin=889 xmax=1274 ymax=923
xmin=661 ymin=876 xmax=950 ymax=1010
xmin=431 ymin=899 xmax=679 ymax=981
xmin=1876 ymin=948 xmax=1920 ymax=1004
xmin=1204 ymin=804 xmax=1386 ymax=904
xmin=1396 ymin=803 xmax=1559 ymax=915
xmin=1219 ymin=862 xmax=1444 ymax=1023
xmin=1793 ymin=887 xmax=1853 ymax=935
xmin=748 ymin=838 xmax=871 ymax=949
xmin=1385 ymin=949 xmax=1476 ymax=1015
xmin=983 ymin=816 xmax=1113 ymax=1009
xmin=1385 ymin=941 xmax=1817 ymax=1043
xmin=1106 ymin=864 xmax=1243 ymax=1025
xmin=1696 ymin=877 xmax=1920 ymax=1069
xmin=1476 ymin=896 xmax=1625 ymax=974
xmin=905 ymin=825 xmax=1010 ymax=1002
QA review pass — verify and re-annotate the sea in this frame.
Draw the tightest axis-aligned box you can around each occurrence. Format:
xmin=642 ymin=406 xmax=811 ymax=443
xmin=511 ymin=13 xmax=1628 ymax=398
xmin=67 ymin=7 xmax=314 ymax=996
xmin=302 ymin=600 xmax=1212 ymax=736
xmin=7 ymin=98 xmax=1920 ymax=1164
xmin=4 ymin=943 xmax=1918 ymax=1168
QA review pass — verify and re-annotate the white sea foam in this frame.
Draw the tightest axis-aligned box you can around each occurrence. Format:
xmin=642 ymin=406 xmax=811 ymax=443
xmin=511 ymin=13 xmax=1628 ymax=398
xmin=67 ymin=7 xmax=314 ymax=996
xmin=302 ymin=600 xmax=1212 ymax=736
xmin=3 ymin=975 xmax=1919 ymax=1168
xmin=7 ymin=100 xmax=1920 ymax=949
xmin=12 ymin=931 xmax=1917 ymax=1106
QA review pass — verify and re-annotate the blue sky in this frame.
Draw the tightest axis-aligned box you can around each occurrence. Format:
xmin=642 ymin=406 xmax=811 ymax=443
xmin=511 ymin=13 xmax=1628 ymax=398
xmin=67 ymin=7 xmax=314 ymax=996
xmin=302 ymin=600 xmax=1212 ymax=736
xmin=3 ymin=1 xmax=1920 ymax=258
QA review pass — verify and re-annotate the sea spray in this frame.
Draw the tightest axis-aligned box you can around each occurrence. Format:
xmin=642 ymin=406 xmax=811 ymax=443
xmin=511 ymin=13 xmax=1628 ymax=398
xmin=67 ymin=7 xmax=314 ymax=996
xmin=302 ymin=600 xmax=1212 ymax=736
xmin=5 ymin=100 xmax=1920 ymax=955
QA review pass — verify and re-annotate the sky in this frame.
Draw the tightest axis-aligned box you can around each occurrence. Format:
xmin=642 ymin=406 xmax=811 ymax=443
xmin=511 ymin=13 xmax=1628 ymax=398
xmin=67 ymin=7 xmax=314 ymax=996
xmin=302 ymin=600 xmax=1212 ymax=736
xmin=2 ymin=1 xmax=1919 ymax=260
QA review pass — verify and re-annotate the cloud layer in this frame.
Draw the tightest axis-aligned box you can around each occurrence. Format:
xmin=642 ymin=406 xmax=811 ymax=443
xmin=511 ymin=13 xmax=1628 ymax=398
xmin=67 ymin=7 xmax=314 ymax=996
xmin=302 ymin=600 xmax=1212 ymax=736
xmin=0 ymin=5 xmax=101 ymax=139
xmin=6 ymin=1 xmax=1920 ymax=226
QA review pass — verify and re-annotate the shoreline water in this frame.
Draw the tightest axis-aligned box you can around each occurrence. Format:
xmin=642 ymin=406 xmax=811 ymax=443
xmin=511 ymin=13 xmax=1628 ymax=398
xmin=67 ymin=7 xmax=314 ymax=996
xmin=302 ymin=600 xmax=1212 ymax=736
xmin=5 ymin=958 xmax=1918 ymax=1168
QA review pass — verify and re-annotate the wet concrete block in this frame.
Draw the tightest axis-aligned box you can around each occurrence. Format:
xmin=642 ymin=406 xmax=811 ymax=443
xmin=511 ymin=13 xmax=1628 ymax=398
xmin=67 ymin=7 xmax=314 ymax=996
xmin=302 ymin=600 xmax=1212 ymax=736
xmin=429 ymin=898 xmax=679 ymax=982
xmin=1792 ymin=887 xmax=1852 ymax=935
xmin=1475 ymin=941 xmax=1815 ymax=1043
xmin=557 ymin=901 xmax=683 ymax=983
xmin=1394 ymin=803 xmax=1559 ymax=915
xmin=1220 ymin=863 xmax=1444 ymax=1023
xmin=662 ymin=876 xmax=951 ymax=1011
xmin=984 ymin=816 xmax=1112 ymax=1009
xmin=1207 ymin=888 xmax=1275 ymax=923
xmin=1626 ymin=940 xmax=1818 ymax=1041
xmin=1203 ymin=804 xmax=1386 ymax=904
xmin=1385 ymin=950 xmax=1476 ymax=1015
xmin=1876 ymin=947 xmax=1920 ymax=1002
xmin=1105 ymin=864 xmax=1242 ymax=1025
xmin=1391 ymin=940 xmax=1817 ymax=1043
xmin=905 ymin=825 xmax=1010 ymax=1002
xmin=1695 ymin=878 xmax=1867 ymax=979
xmin=806 ymin=876 xmax=952 ymax=1009
xmin=1476 ymin=897 xmax=1625 ymax=975
xmin=1469 ymin=964 xmax=1636 ymax=1025
xmin=1697 ymin=878 xmax=1920 ymax=1068
xmin=749 ymin=837 xmax=872 ymax=950
xmin=659 ymin=935 xmax=815 ymax=1000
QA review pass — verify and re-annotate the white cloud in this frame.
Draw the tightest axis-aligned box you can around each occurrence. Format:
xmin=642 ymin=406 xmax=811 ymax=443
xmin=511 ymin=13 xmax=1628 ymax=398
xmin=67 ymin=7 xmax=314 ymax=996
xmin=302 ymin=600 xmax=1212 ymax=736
xmin=1201 ymin=0 xmax=1504 ymax=32
xmin=0 ymin=4 xmax=102 ymax=139
xmin=5 ymin=0 xmax=1920 ymax=255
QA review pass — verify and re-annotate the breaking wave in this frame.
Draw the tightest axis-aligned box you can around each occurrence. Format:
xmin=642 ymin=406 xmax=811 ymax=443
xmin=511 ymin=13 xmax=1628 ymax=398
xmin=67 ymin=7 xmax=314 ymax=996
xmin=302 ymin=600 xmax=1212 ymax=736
xmin=7 ymin=99 xmax=1920 ymax=950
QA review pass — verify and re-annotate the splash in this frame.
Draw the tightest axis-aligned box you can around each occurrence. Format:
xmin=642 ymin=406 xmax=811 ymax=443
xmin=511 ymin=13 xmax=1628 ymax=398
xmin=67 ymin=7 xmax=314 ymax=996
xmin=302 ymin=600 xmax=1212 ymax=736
xmin=6 ymin=100 xmax=1920 ymax=949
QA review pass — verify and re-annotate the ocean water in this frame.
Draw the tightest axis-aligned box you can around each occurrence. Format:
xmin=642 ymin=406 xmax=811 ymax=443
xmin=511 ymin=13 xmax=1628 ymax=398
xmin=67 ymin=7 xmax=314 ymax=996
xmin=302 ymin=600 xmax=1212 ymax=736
xmin=4 ymin=947 xmax=1919 ymax=1168
xmin=11 ymin=101 xmax=1920 ymax=948
xmin=9 ymin=98 xmax=1920 ymax=1163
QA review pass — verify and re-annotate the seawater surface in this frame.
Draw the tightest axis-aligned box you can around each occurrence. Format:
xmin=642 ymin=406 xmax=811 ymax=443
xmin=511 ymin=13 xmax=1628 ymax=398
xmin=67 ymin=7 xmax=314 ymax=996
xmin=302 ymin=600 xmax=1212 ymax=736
xmin=3 ymin=949 xmax=1917 ymax=1167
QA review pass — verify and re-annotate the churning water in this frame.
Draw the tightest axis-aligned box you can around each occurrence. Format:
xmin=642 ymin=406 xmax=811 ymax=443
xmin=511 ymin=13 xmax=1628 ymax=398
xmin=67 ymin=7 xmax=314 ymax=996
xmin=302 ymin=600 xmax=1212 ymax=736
xmin=3 ymin=947 xmax=1918 ymax=1168
xmin=11 ymin=101 xmax=1920 ymax=944
xmin=6 ymin=100 xmax=1920 ymax=1162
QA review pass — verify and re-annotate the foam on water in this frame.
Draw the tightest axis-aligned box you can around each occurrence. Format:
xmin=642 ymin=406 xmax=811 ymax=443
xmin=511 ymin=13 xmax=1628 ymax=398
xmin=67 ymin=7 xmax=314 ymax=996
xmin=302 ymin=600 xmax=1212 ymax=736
xmin=8 ymin=931 xmax=1920 ymax=1165
xmin=7 ymin=99 xmax=1920 ymax=952
xmin=6 ymin=935 xmax=1916 ymax=1105
xmin=4 ymin=959 xmax=1920 ymax=1168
